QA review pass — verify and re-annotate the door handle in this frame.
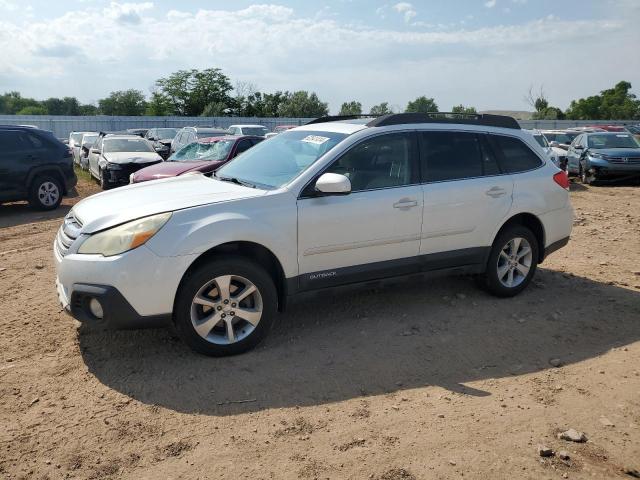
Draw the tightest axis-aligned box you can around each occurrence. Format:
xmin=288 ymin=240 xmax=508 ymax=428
xmin=485 ymin=187 xmax=506 ymax=198
xmin=393 ymin=199 xmax=418 ymax=209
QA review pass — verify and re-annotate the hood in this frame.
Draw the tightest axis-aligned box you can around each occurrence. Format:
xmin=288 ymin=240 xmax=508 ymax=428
xmin=551 ymin=146 xmax=566 ymax=156
xmin=72 ymin=173 xmax=266 ymax=233
xmin=103 ymin=151 xmax=162 ymax=164
xmin=589 ymin=148 xmax=640 ymax=157
xmin=133 ymin=160 xmax=219 ymax=181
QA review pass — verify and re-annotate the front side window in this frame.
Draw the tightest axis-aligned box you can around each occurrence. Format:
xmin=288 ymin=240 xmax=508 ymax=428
xmin=489 ymin=135 xmax=543 ymax=173
xmin=103 ymin=138 xmax=154 ymax=153
xmin=325 ymin=133 xmax=416 ymax=191
xmin=420 ymin=131 xmax=482 ymax=182
xmin=70 ymin=133 xmax=84 ymax=145
xmin=216 ymin=130 xmax=347 ymax=189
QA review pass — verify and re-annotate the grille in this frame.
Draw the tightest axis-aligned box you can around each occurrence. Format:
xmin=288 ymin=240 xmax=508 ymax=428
xmin=607 ymin=156 xmax=640 ymax=164
xmin=56 ymin=211 xmax=83 ymax=257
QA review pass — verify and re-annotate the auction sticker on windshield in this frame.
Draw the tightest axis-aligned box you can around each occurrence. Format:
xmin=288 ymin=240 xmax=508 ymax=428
xmin=301 ymin=135 xmax=330 ymax=145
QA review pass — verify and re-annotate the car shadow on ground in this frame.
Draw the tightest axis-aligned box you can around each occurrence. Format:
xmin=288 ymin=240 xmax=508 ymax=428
xmin=79 ymin=268 xmax=640 ymax=416
xmin=0 ymin=187 xmax=80 ymax=229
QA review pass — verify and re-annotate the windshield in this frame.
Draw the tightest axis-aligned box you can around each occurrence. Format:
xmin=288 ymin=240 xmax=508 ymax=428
xmin=70 ymin=133 xmax=84 ymax=145
xmin=170 ymin=140 xmax=234 ymax=162
xmin=533 ymin=134 xmax=549 ymax=148
xmin=242 ymin=127 xmax=269 ymax=136
xmin=156 ymin=128 xmax=178 ymax=139
xmin=81 ymin=135 xmax=98 ymax=146
xmin=103 ymin=138 xmax=154 ymax=153
xmin=588 ymin=134 xmax=639 ymax=149
xmin=543 ymin=132 xmax=577 ymax=144
xmin=216 ymin=130 xmax=348 ymax=189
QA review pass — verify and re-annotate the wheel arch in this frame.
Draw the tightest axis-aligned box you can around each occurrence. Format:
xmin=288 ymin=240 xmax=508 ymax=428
xmin=493 ymin=213 xmax=546 ymax=263
xmin=176 ymin=241 xmax=288 ymax=314
xmin=27 ymin=166 xmax=66 ymax=194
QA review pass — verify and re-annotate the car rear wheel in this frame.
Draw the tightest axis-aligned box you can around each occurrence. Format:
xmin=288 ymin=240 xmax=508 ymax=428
xmin=174 ymin=256 xmax=277 ymax=356
xmin=477 ymin=225 xmax=538 ymax=297
xmin=28 ymin=175 xmax=62 ymax=210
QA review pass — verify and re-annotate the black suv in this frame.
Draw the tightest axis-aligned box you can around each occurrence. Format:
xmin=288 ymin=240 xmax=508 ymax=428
xmin=0 ymin=126 xmax=77 ymax=210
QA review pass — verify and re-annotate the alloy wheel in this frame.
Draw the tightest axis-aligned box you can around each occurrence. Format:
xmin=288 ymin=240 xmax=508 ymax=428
xmin=38 ymin=181 xmax=60 ymax=207
xmin=496 ymin=237 xmax=533 ymax=288
xmin=190 ymin=275 xmax=263 ymax=345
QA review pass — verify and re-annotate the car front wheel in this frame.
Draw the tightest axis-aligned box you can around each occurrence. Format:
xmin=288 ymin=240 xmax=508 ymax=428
xmin=28 ymin=175 xmax=62 ymax=210
xmin=174 ymin=256 xmax=277 ymax=356
xmin=477 ymin=225 xmax=538 ymax=297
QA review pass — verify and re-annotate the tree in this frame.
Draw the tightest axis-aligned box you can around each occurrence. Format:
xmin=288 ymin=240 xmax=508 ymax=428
xmin=261 ymin=91 xmax=289 ymax=117
xmin=566 ymin=81 xmax=640 ymax=120
xmin=524 ymin=85 xmax=565 ymax=120
xmin=79 ymin=104 xmax=99 ymax=116
xmin=16 ymin=105 xmax=47 ymax=115
xmin=405 ymin=96 xmax=438 ymax=114
xmin=278 ymin=91 xmax=329 ymax=117
xmin=451 ymin=104 xmax=477 ymax=115
xmin=155 ymin=68 xmax=234 ymax=116
xmin=0 ymin=91 xmax=40 ymax=114
xmin=339 ymin=101 xmax=362 ymax=115
xmin=98 ymin=89 xmax=147 ymax=116
xmin=145 ymin=91 xmax=173 ymax=116
xmin=369 ymin=102 xmax=393 ymax=115
xmin=201 ymin=101 xmax=228 ymax=117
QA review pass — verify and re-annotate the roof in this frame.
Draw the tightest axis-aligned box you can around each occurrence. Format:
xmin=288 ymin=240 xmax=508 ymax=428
xmin=103 ymin=134 xmax=148 ymax=140
xmin=194 ymin=135 xmax=263 ymax=143
xmin=228 ymin=124 xmax=268 ymax=128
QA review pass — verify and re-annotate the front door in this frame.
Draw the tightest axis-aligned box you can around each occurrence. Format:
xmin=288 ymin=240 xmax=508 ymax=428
xmin=296 ymin=132 xmax=423 ymax=291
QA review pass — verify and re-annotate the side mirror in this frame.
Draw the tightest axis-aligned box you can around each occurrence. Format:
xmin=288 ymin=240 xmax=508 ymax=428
xmin=574 ymin=144 xmax=583 ymax=150
xmin=315 ymin=173 xmax=351 ymax=195
xmin=549 ymin=141 xmax=560 ymax=148
xmin=90 ymin=147 xmax=100 ymax=154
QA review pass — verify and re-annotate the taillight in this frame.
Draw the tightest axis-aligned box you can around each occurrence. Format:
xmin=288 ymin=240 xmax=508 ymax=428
xmin=553 ymin=170 xmax=570 ymax=190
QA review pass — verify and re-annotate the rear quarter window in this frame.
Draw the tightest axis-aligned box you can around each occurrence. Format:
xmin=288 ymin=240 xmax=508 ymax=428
xmin=489 ymin=135 xmax=543 ymax=173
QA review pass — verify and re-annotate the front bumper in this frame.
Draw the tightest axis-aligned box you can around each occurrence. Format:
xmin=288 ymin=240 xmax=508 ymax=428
xmin=106 ymin=161 xmax=162 ymax=186
xmin=587 ymin=158 xmax=640 ymax=177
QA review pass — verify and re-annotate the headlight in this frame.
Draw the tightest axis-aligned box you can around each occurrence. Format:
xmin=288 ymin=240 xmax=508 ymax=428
xmin=106 ymin=162 xmax=122 ymax=170
xmin=589 ymin=152 xmax=605 ymax=159
xmin=78 ymin=212 xmax=172 ymax=256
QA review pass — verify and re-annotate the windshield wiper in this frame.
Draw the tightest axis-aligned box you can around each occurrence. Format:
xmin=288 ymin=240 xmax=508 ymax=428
xmin=214 ymin=173 xmax=256 ymax=188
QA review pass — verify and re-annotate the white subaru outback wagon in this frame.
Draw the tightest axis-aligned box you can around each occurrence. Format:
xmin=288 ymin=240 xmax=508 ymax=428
xmin=54 ymin=113 xmax=573 ymax=356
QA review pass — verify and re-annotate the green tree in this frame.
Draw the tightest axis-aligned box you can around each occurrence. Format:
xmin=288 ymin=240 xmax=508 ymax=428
xmin=339 ymin=101 xmax=362 ymax=115
xmin=405 ymin=96 xmax=439 ymax=114
xmin=99 ymin=89 xmax=147 ymax=116
xmin=278 ymin=91 xmax=329 ymax=117
xmin=79 ymin=104 xmax=99 ymax=116
xmin=155 ymin=68 xmax=234 ymax=116
xmin=0 ymin=91 xmax=41 ymax=114
xmin=261 ymin=91 xmax=289 ymax=117
xmin=16 ymin=105 xmax=47 ymax=115
xmin=566 ymin=81 xmax=640 ymax=119
xmin=451 ymin=104 xmax=477 ymax=115
xmin=201 ymin=101 xmax=228 ymax=117
xmin=370 ymin=102 xmax=393 ymax=115
xmin=145 ymin=91 xmax=173 ymax=116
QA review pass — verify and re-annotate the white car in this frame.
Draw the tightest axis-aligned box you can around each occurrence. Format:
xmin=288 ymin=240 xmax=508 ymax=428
xmin=68 ymin=131 xmax=95 ymax=166
xmin=525 ymin=129 xmax=565 ymax=169
xmin=54 ymin=113 xmax=573 ymax=356
xmin=227 ymin=124 xmax=270 ymax=137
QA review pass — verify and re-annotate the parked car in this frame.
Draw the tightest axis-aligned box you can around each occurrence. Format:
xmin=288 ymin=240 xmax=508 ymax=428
xmin=144 ymin=128 xmax=179 ymax=160
xmin=0 ymin=125 xmax=76 ymax=210
xmin=566 ymin=131 xmax=640 ymax=184
xmin=131 ymin=135 xmax=264 ymax=184
xmin=227 ymin=124 xmax=270 ymax=137
xmin=171 ymin=126 xmax=228 ymax=154
xmin=526 ymin=130 xmax=564 ymax=170
xmin=69 ymin=131 xmax=94 ymax=166
xmin=585 ymin=125 xmax=627 ymax=132
xmin=540 ymin=130 xmax=579 ymax=151
xmin=78 ymin=133 xmax=99 ymax=170
xmin=626 ymin=125 xmax=640 ymax=140
xmin=265 ymin=125 xmax=296 ymax=139
xmin=126 ymin=128 xmax=149 ymax=138
xmin=54 ymin=113 xmax=572 ymax=356
xmin=87 ymin=135 xmax=162 ymax=189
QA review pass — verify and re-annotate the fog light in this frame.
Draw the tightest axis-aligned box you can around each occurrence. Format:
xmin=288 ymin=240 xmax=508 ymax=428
xmin=89 ymin=298 xmax=104 ymax=319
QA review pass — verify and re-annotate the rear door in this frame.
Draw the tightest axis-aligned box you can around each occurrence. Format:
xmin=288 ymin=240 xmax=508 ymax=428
xmin=0 ymin=131 xmax=25 ymax=198
xmin=419 ymin=131 xmax=513 ymax=263
xmin=296 ymin=132 xmax=423 ymax=290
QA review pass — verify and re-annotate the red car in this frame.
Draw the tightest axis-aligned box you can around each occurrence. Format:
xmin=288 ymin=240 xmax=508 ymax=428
xmin=585 ymin=125 xmax=627 ymax=132
xmin=130 ymin=135 xmax=263 ymax=184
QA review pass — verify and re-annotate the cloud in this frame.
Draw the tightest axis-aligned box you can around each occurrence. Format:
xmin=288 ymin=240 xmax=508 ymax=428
xmin=484 ymin=0 xmax=497 ymax=8
xmin=0 ymin=0 xmax=17 ymax=10
xmin=393 ymin=2 xmax=417 ymax=23
xmin=0 ymin=3 xmax=638 ymax=112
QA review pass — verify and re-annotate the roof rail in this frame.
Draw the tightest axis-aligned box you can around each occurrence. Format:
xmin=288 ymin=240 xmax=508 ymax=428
xmin=366 ymin=112 xmax=520 ymax=130
xmin=306 ymin=114 xmax=378 ymax=125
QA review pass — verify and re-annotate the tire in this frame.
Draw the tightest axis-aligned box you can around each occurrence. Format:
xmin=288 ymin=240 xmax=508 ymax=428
xmin=580 ymin=162 xmax=595 ymax=185
xmin=99 ymin=168 xmax=112 ymax=190
xmin=477 ymin=225 xmax=539 ymax=297
xmin=28 ymin=175 xmax=63 ymax=210
xmin=174 ymin=256 xmax=277 ymax=356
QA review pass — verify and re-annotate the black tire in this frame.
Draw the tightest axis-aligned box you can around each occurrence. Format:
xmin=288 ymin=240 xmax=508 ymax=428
xmin=28 ymin=175 xmax=63 ymax=210
xmin=174 ymin=256 xmax=277 ymax=356
xmin=477 ymin=225 xmax=539 ymax=297
xmin=99 ymin=168 xmax=112 ymax=190
xmin=580 ymin=162 xmax=595 ymax=185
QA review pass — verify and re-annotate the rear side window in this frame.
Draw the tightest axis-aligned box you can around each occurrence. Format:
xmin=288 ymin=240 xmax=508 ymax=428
xmin=0 ymin=131 xmax=22 ymax=151
xmin=489 ymin=135 xmax=543 ymax=173
xmin=420 ymin=131 xmax=483 ymax=182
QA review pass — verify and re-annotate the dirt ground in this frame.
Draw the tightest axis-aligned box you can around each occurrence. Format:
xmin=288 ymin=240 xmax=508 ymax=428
xmin=0 ymin=176 xmax=639 ymax=480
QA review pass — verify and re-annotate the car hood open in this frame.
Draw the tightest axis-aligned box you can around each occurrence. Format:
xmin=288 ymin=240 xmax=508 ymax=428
xmin=103 ymin=151 xmax=162 ymax=164
xmin=72 ymin=173 xmax=267 ymax=233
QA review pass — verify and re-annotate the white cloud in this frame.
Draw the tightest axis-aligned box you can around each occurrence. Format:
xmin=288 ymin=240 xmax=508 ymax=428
xmin=0 ymin=0 xmax=17 ymax=10
xmin=393 ymin=2 xmax=417 ymax=23
xmin=0 ymin=3 xmax=638 ymax=112
xmin=484 ymin=0 xmax=497 ymax=8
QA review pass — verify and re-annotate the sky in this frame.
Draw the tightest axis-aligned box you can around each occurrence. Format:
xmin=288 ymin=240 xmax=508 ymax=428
xmin=0 ymin=0 xmax=639 ymax=114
